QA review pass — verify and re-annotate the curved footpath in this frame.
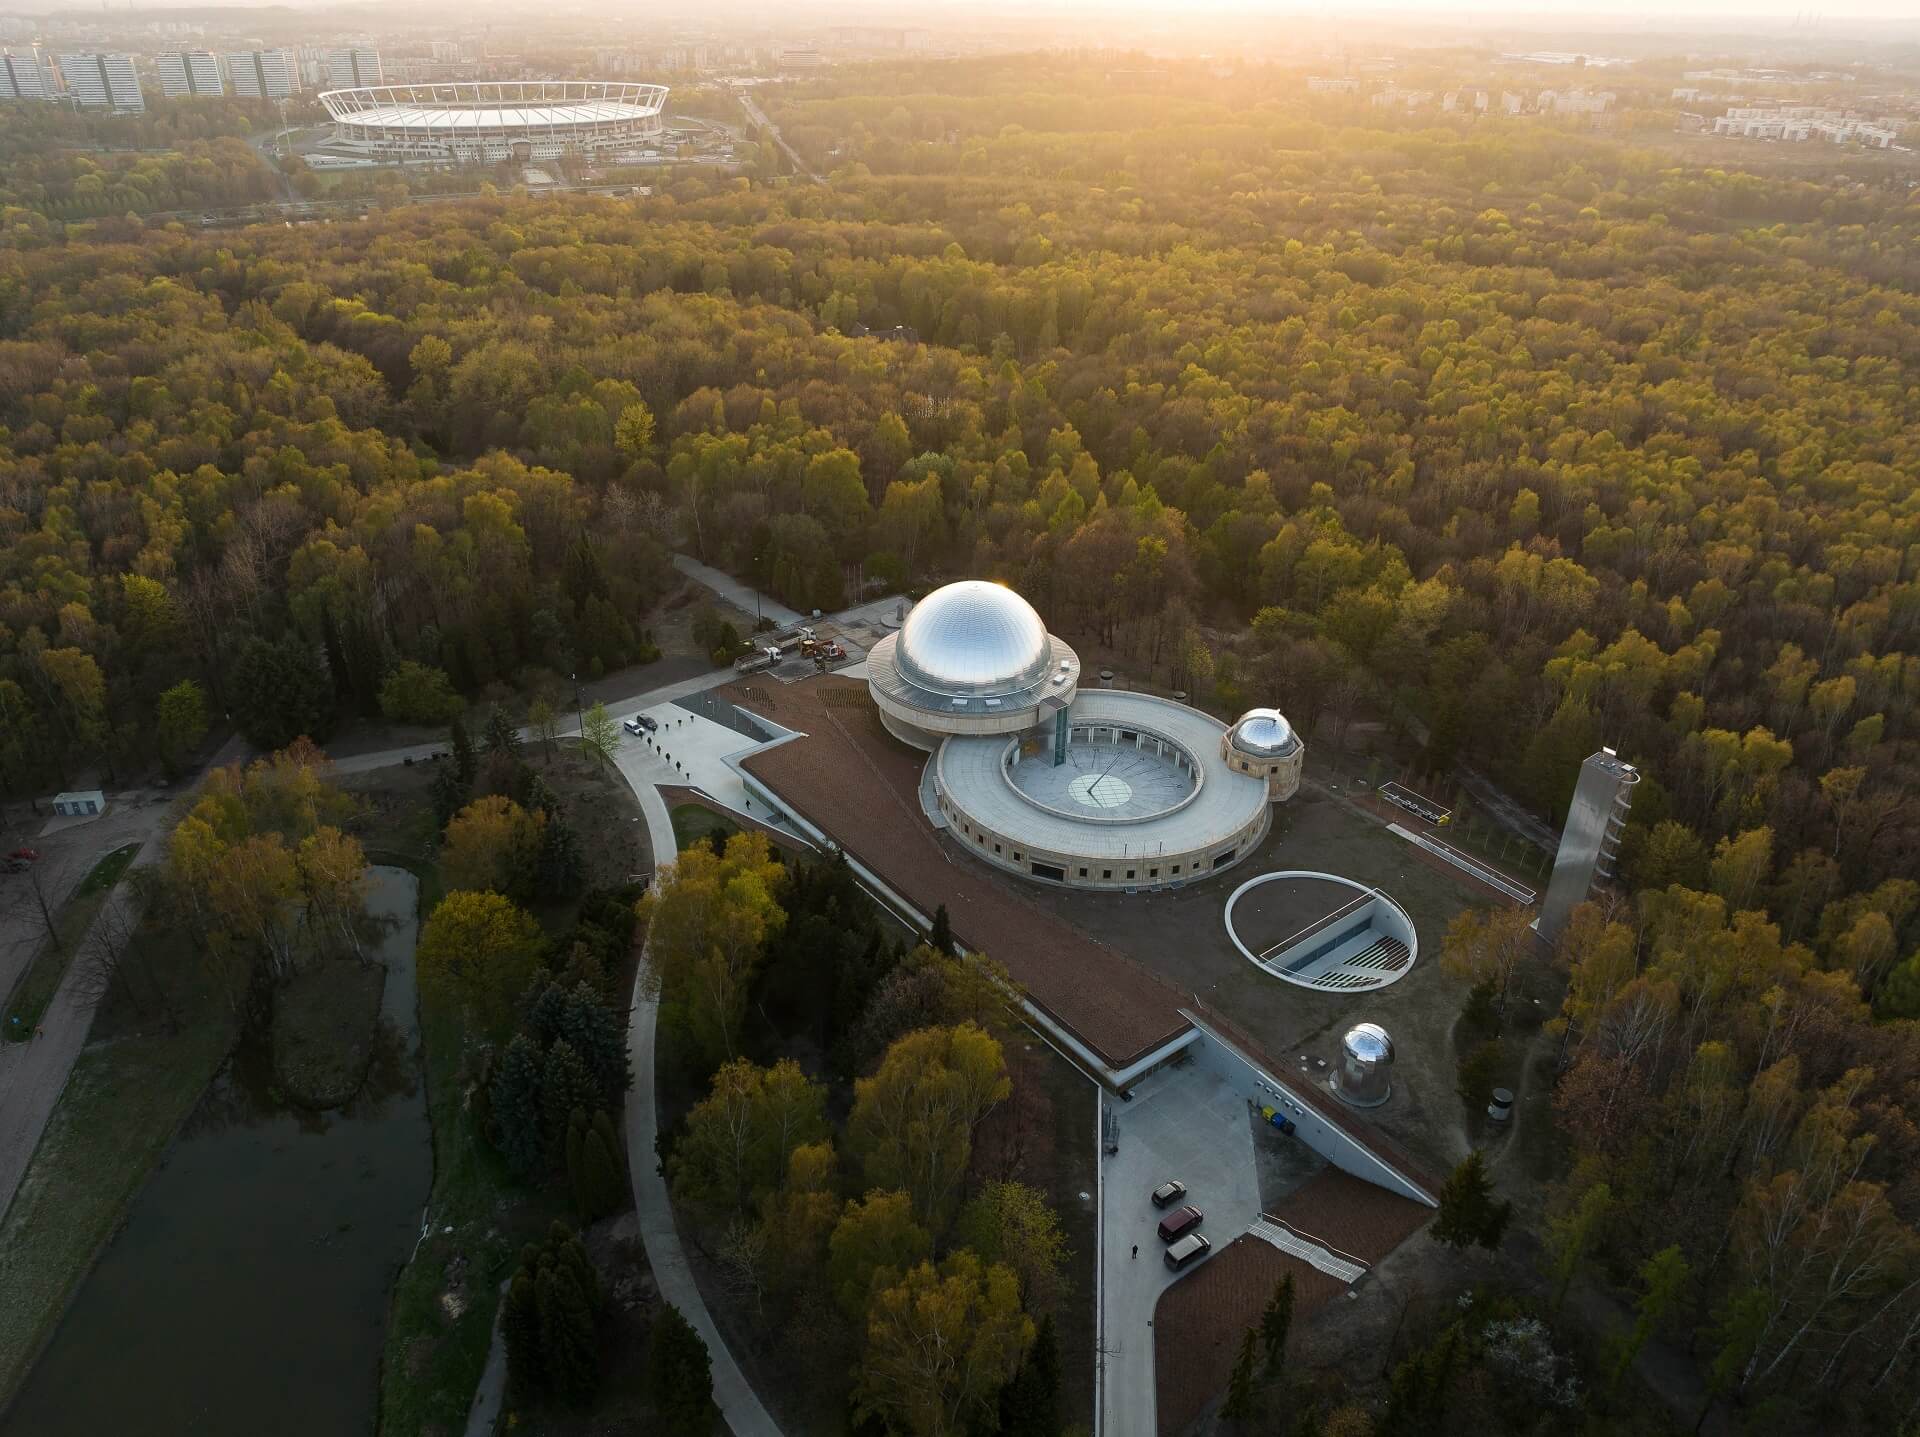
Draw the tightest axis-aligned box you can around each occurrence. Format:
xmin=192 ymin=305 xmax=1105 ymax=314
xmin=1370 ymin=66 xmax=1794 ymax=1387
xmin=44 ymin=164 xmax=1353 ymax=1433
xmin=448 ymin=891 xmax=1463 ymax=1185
xmin=622 ymin=756 xmax=781 ymax=1437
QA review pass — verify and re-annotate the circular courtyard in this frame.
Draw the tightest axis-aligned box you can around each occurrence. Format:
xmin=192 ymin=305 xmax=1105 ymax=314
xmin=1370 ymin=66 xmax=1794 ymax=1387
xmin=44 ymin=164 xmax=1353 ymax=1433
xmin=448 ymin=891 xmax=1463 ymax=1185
xmin=1224 ymin=870 xmax=1419 ymax=992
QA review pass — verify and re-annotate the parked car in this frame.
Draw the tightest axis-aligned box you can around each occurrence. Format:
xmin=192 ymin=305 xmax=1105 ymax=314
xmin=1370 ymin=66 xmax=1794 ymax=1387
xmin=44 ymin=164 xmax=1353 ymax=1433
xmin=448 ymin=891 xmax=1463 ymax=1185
xmin=1157 ymin=1205 xmax=1204 ymax=1243
xmin=1164 ymin=1233 xmax=1212 ymax=1272
xmin=622 ymin=718 xmax=644 ymax=736
xmin=1150 ymin=1180 xmax=1188 ymax=1209
xmin=7 ymin=848 xmax=38 ymax=862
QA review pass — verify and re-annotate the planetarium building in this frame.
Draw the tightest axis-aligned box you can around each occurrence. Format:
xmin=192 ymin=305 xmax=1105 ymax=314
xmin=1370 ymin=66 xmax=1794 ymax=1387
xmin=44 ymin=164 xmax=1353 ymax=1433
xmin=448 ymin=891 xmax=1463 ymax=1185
xmin=870 ymin=580 xmax=1304 ymax=892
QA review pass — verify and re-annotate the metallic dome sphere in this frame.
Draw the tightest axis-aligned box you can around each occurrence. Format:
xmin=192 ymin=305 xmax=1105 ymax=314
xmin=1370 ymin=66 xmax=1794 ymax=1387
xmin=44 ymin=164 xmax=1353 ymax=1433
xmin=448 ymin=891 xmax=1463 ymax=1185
xmin=1343 ymin=1022 xmax=1393 ymax=1064
xmin=896 ymin=581 xmax=1051 ymax=698
xmin=1230 ymin=707 xmax=1298 ymax=757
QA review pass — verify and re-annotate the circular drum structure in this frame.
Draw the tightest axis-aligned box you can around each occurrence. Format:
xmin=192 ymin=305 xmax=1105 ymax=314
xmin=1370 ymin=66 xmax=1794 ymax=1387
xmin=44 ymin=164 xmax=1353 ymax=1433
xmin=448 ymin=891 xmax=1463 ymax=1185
xmin=1224 ymin=870 xmax=1419 ymax=992
xmin=318 ymin=81 xmax=669 ymax=164
xmin=933 ymin=690 xmax=1272 ymax=891
xmin=867 ymin=581 xmax=1079 ymax=749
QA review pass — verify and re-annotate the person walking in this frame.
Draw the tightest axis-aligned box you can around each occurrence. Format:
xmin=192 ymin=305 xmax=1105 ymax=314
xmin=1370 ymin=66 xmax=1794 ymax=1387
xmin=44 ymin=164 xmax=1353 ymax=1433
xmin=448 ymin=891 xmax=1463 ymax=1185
xmin=1131 ymin=1244 xmax=1138 ymax=1259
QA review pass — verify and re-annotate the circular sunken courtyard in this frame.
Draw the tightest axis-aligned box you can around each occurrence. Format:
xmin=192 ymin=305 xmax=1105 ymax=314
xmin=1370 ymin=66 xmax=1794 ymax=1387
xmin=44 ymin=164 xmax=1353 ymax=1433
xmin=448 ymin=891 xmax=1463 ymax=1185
xmin=1224 ymin=869 xmax=1419 ymax=992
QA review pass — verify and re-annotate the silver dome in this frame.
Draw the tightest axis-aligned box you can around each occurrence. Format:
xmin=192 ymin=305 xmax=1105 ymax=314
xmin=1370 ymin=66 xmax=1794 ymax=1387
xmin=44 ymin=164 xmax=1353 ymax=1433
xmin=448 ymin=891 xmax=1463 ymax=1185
xmin=895 ymin=581 xmax=1051 ymax=698
xmin=1230 ymin=707 xmax=1298 ymax=757
xmin=1343 ymin=1022 xmax=1393 ymax=1064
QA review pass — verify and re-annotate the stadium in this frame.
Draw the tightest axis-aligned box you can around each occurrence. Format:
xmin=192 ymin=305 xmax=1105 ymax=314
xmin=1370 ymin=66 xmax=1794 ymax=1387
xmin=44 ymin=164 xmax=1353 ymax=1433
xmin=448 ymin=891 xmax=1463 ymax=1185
xmin=867 ymin=580 xmax=1304 ymax=891
xmin=315 ymin=80 xmax=669 ymax=165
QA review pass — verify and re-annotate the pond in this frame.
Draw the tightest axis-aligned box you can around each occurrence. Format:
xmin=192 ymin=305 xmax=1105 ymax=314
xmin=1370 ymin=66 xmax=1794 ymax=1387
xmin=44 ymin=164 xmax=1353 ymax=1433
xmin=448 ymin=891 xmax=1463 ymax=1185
xmin=4 ymin=867 xmax=432 ymax=1437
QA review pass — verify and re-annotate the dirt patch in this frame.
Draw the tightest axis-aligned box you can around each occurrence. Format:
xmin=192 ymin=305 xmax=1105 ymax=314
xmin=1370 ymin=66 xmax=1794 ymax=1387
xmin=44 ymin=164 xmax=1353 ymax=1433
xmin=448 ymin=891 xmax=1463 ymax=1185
xmin=272 ymin=959 xmax=386 ymax=1108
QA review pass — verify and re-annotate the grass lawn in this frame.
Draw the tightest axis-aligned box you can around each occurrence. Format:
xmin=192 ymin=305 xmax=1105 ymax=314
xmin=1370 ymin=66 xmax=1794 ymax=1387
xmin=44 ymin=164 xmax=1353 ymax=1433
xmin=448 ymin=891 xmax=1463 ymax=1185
xmin=670 ymin=802 xmax=738 ymax=853
xmin=0 ymin=921 xmax=237 ymax=1409
xmin=2 ymin=843 xmax=141 ymax=1039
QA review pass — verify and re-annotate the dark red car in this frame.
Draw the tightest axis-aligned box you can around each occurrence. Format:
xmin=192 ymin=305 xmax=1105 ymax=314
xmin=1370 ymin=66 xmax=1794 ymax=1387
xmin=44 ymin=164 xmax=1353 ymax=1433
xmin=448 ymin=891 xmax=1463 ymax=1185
xmin=7 ymin=848 xmax=38 ymax=862
xmin=1157 ymin=1205 xmax=1204 ymax=1244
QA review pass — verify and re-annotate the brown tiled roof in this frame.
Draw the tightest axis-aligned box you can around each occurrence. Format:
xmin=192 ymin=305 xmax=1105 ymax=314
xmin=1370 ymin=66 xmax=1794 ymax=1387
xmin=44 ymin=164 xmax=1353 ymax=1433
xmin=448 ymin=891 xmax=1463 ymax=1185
xmin=731 ymin=677 xmax=1191 ymax=1068
xmin=1152 ymin=1170 xmax=1433 ymax=1437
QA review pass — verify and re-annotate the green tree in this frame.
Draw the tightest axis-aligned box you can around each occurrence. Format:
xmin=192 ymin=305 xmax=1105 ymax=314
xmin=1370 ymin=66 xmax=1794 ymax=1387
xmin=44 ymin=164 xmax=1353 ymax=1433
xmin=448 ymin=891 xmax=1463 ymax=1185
xmin=541 ymin=1039 xmax=599 ymax=1145
xmin=829 ymin=1188 xmax=933 ymax=1319
xmin=489 ymin=1033 xmax=546 ymax=1176
xmin=647 ymin=1302 xmax=716 ymax=1435
xmin=927 ymin=903 xmax=954 ymax=956
xmin=1431 ymin=1151 xmax=1511 ymax=1252
xmin=484 ymin=702 xmax=523 ymax=758
xmin=155 ymin=678 xmax=209 ymax=774
xmin=1260 ymin=1271 xmax=1295 ymax=1372
xmin=641 ymin=831 xmax=788 ymax=1069
xmin=377 ymin=660 xmax=464 ymax=725
xmin=1222 ymin=1328 xmax=1259 ymax=1421
xmin=848 ymin=1022 xmax=1010 ymax=1231
xmin=614 ymin=400 xmax=656 ymax=460
xmin=953 ymin=1181 xmax=1068 ymax=1308
xmin=1608 ymin=1245 xmax=1690 ymax=1391
xmin=579 ymin=700 xmax=618 ymax=771
xmin=997 ymin=1313 xmax=1060 ymax=1437
xmin=528 ymin=695 xmax=558 ymax=762
xmin=855 ymin=1252 xmax=1033 ymax=1437
xmin=416 ymin=889 xmax=544 ymax=1031
xmin=1544 ymin=1181 xmax=1614 ymax=1313
xmin=670 ymin=1057 xmax=830 ymax=1217
xmin=441 ymin=793 xmax=545 ymax=901
xmin=566 ymin=1108 xmax=625 ymax=1220
xmin=231 ymin=636 xmax=333 ymax=749
xmin=449 ymin=715 xmax=478 ymax=786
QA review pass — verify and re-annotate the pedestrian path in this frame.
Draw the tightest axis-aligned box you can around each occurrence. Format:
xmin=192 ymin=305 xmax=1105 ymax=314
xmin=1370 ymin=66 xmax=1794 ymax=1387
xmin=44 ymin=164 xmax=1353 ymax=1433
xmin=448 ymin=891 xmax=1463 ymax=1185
xmin=1249 ymin=1218 xmax=1368 ymax=1284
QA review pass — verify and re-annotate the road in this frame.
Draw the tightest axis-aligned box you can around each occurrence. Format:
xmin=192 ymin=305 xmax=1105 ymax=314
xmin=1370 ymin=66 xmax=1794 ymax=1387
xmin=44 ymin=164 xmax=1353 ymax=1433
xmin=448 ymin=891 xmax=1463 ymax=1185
xmin=672 ymin=553 xmax=804 ymax=629
xmin=736 ymin=91 xmax=823 ymax=184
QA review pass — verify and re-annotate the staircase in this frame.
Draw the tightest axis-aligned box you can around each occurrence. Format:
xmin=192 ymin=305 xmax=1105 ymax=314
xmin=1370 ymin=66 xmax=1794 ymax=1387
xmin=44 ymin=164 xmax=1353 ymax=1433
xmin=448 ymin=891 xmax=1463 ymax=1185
xmin=1250 ymin=1219 xmax=1368 ymax=1284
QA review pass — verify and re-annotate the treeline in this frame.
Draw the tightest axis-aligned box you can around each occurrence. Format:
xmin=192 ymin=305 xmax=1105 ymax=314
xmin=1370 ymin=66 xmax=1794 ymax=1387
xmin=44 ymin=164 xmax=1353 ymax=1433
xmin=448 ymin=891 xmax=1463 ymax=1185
xmin=650 ymin=837 xmax=1064 ymax=1434
xmin=0 ymin=98 xmax=283 ymax=220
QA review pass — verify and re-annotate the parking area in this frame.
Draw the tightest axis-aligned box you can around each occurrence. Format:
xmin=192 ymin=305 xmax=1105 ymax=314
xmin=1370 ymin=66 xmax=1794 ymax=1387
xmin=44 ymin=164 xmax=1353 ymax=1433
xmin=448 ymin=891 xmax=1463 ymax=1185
xmin=1099 ymin=1059 xmax=1264 ymax=1437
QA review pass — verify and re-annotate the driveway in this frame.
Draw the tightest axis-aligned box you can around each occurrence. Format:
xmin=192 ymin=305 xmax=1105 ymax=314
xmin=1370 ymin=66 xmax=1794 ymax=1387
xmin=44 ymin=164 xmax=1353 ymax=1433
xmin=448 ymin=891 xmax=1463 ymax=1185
xmin=1100 ymin=1062 xmax=1264 ymax=1437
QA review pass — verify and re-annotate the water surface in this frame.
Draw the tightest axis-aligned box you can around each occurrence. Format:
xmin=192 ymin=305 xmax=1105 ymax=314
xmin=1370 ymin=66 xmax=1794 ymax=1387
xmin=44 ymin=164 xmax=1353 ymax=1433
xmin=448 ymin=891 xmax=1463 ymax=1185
xmin=5 ymin=867 xmax=431 ymax=1437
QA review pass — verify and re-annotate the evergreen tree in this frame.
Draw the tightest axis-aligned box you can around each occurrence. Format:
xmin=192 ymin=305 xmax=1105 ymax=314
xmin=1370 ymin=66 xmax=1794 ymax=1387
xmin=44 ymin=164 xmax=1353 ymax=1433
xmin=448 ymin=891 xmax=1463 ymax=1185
xmin=501 ymin=1268 xmax=543 ymax=1395
xmin=998 ymin=1313 xmax=1060 ymax=1436
xmin=489 ymin=1033 xmax=546 ymax=1177
xmin=1431 ymin=1151 xmax=1511 ymax=1252
xmin=648 ymin=1302 xmax=716 ymax=1435
xmin=1384 ymin=1322 xmax=1464 ymax=1431
xmin=928 ymin=903 xmax=955 ymax=956
xmin=449 ymin=715 xmax=478 ymax=787
xmin=542 ymin=1038 xmax=600 ymax=1145
xmin=566 ymin=1107 xmax=626 ymax=1220
xmin=484 ymin=702 xmax=523 ymax=758
xmin=526 ymin=980 xmax=629 ymax=1103
xmin=537 ymin=813 xmax=586 ymax=897
xmin=1222 ymin=1327 xmax=1259 ymax=1422
xmin=1261 ymin=1271 xmax=1295 ymax=1372
xmin=429 ymin=763 xmax=469 ymax=825
xmin=536 ymin=1260 xmax=600 ymax=1403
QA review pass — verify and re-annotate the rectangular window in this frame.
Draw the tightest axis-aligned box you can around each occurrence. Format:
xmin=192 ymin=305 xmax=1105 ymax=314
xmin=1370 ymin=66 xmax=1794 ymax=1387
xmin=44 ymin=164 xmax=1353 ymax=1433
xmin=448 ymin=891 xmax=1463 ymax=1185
xmin=1078 ymin=868 xmax=1088 ymax=878
xmin=1127 ymin=870 xmax=1135 ymax=880
xmin=1173 ymin=864 xmax=1182 ymax=874
xmin=1149 ymin=868 xmax=1159 ymax=878
xmin=1102 ymin=870 xmax=1112 ymax=880
xmin=993 ymin=843 xmax=1001 ymax=854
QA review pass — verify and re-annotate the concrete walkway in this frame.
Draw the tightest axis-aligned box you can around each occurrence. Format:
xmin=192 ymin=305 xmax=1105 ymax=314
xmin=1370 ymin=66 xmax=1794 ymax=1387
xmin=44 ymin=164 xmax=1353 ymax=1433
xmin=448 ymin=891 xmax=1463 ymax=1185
xmin=628 ymin=945 xmax=780 ymax=1436
xmin=672 ymin=554 xmax=804 ymax=629
xmin=462 ymin=1279 xmax=510 ymax=1437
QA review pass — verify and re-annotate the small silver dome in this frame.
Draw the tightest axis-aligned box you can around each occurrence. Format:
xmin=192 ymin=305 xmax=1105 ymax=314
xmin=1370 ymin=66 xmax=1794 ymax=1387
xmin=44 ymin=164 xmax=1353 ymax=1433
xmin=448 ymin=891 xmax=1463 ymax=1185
xmin=896 ymin=581 xmax=1051 ymax=698
xmin=1344 ymin=1022 xmax=1393 ymax=1063
xmin=1230 ymin=707 xmax=1298 ymax=758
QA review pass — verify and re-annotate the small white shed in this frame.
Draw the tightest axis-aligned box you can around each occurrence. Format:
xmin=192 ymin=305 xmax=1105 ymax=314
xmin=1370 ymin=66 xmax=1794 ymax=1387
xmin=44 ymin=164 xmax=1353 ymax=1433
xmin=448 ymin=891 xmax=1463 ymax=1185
xmin=51 ymin=790 xmax=107 ymax=818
